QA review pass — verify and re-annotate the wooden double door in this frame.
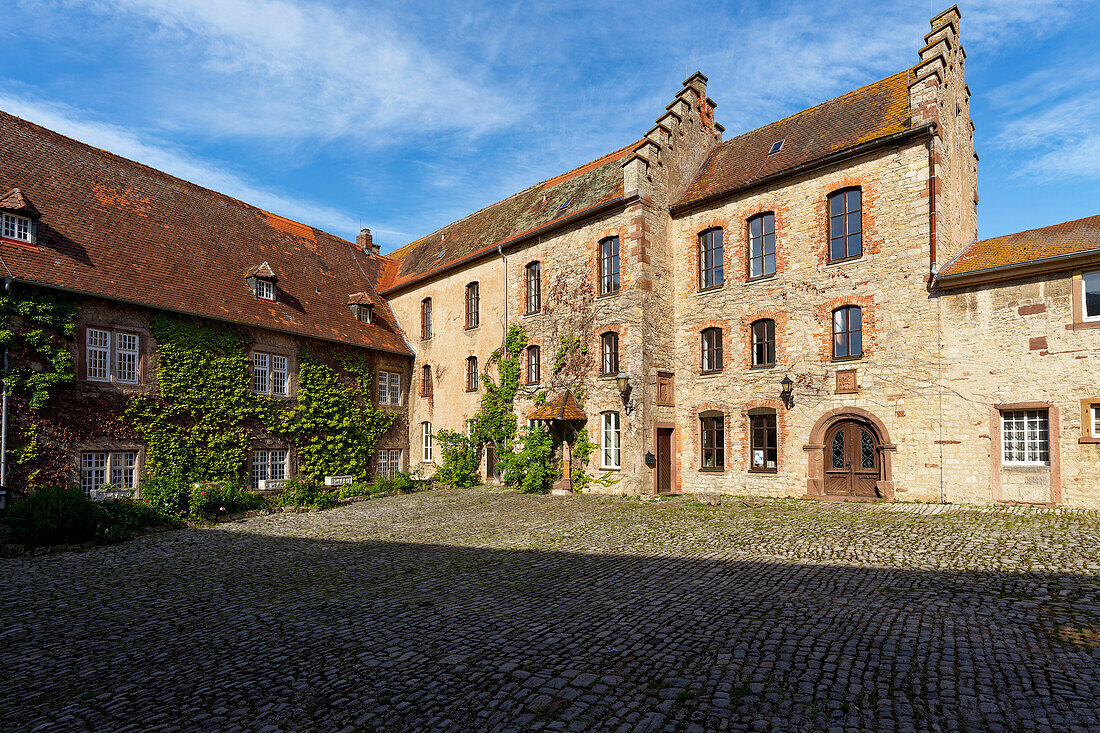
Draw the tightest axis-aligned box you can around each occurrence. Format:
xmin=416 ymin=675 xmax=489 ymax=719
xmin=823 ymin=420 xmax=881 ymax=498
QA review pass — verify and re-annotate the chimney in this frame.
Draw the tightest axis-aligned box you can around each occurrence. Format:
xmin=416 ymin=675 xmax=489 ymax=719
xmin=357 ymin=227 xmax=380 ymax=256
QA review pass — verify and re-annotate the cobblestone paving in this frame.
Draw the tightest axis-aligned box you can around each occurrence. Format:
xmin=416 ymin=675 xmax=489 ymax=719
xmin=3 ymin=488 xmax=1100 ymax=732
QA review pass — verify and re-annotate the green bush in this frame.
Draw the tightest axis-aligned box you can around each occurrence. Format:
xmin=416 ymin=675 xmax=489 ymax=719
xmin=96 ymin=498 xmax=179 ymax=542
xmin=6 ymin=486 xmax=105 ymax=545
xmin=500 ymin=423 xmax=556 ymax=493
xmin=187 ymin=482 xmax=266 ymax=519
xmin=274 ymin=477 xmax=337 ymax=509
xmin=433 ymin=430 xmax=480 ymax=488
xmin=138 ymin=466 xmax=193 ymax=516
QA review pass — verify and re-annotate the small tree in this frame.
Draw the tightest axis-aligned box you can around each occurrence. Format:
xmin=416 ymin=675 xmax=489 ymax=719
xmin=500 ymin=422 xmax=556 ymax=493
xmin=434 ymin=429 xmax=481 ymax=489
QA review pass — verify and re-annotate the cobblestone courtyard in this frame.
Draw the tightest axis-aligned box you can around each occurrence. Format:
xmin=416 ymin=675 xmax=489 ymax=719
xmin=3 ymin=488 xmax=1100 ymax=732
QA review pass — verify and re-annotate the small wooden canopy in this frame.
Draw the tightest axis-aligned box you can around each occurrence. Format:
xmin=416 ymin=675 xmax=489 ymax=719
xmin=528 ymin=391 xmax=586 ymax=422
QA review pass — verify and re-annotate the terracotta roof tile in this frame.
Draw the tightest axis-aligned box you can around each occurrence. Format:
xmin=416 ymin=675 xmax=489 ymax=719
xmin=938 ymin=213 xmax=1100 ymax=280
xmin=0 ymin=187 xmax=39 ymax=216
xmin=528 ymin=391 xmax=587 ymax=422
xmin=675 ymin=69 xmax=915 ymax=209
xmin=0 ymin=110 xmax=410 ymax=355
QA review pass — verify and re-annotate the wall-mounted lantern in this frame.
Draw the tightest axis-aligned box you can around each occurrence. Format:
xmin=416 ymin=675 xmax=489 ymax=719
xmin=780 ymin=374 xmax=794 ymax=409
xmin=615 ymin=371 xmax=636 ymax=415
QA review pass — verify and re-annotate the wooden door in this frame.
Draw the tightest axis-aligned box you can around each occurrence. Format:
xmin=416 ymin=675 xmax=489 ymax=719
xmin=823 ymin=421 xmax=880 ymax=497
xmin=656 ymin=428 xmax=673 ymax=494
xmin=485 ymin=444 xmax=497 ymax=482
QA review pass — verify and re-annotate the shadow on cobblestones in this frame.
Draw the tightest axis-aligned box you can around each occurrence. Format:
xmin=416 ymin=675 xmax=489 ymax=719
xmin=2 ymin=492 xmax=1099 ymax=732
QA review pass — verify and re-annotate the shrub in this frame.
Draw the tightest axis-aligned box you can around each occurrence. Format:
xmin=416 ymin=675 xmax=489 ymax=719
xmin=187 ymin=481 xmax=266 ymax=519
xmin=500 ymin=423 xmax=556 ymax=493
xmin=433 ymin=430 xmax=480 ymax=488
xmin=96 ymin=498 xmax=179 ymax=542
xmin=138 ymin=466 xmax=193 ymax=516
xmin=6 ymin=486 xmax=104 ymax=546
xmin=275 ymin=477 xmax=337 ymax=509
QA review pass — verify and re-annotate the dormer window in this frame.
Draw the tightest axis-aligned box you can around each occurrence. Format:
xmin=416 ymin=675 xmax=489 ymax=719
xmin=0 ymin=187 xmax=40 ymax=246
xmin=244 ymin=262 xmax=278 ymax=301
xmin=2 ymin=213 xmax=31 ymax=243
xmin=255 ymin=279 xmax=275 ymax=301
xmin=347 ymin=292 xmax=377 ymax=324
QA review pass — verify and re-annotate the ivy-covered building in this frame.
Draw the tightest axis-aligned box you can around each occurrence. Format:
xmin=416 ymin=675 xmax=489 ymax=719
xmin=0 ymin=110 xmax=411 ymax=504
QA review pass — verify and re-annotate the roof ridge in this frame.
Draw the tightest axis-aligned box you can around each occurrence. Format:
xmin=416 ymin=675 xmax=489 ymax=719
xmin=976 ymin=212 xmax=1100 ymax=244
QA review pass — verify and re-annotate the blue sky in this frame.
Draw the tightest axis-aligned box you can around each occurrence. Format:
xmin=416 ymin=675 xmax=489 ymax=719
xmin=5 ymin=1 xmax=1099 ymax=253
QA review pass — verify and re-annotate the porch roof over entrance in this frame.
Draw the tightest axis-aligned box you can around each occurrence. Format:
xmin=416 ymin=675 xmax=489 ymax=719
xmin=528 ymin=392 xmax=586 ymax=422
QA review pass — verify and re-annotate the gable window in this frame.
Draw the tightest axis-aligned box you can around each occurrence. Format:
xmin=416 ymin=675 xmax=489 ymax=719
xmin=526 ymin=262 xmax=542 ymax=314
xmin=378 ymin=370 xmax=402 ymax=405
xmin=250 ymin=449 xmax=288 ymax=489
xmin=422 ymin=422 xmax=433 ymax=462
xmin=700 ymin=412 xmax=724 ymax=470
xmin=828 ymin=188 xmax=862 ymax=262
xmin=699 ymin=228 xmax=723 ymax=289
xmin=80 ymin=450 xmax=138 ymax=496
xmin=526 ymin=345 xmax=541 ymax=384
xmin=465 ymin=282 xmax=480 ymax=329
xmin=255 ymin=278 xmax=276 ymax=301
xmin=1085 ymin=271 xmax=1100 ymax=321
xmin=252 ymin=352 xmax=289 ymax=397
xmin=421 ymin=298 xmax=433 ymax=340
xmin=749 ymin=408 xmax=778 ymax=472
xmin=352 ymin=303 xmax=373 ymax=324
xmin=601 ymin=411 xmax=621 ymax=469
xmin=421 ymin=364 xmax=432 ymax=397
xmin=84 ymin=327 xmax=141 ymax=385
xmin=701 ymin=327 xmax=723 ymax=373
xmin=751 ymin=319 xmax=776 ymax=367
xmin=832 ymin=305 xmax=862 ymax=360
xmin=2 ymin=212 xmax=32 ymax=243
xmin=1001 ymin=409 xmax=1050 ymax=465
xmin=748 ymin=213 xmax=776 ymax=278
xmin=599 ymin=236 xmax=620 ymax=295
xmin=376 ymin=449 xmax=402 ymax=479
xmin=466 ymin=356 xmax=479 ymax=392
xmin=600 ymin=332 xmax=619 ymax=376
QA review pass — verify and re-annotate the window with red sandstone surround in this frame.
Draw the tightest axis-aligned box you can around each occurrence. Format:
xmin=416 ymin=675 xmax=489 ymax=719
xmin=699 ymin=228 xmax=723 ymax=289
xmin=748 ymin=214 xmax=775 ymax=278
xmin=828 ymin=188 xmax=862 ymax=262
xmin=701 ymin=328 xmax=723 ymax=373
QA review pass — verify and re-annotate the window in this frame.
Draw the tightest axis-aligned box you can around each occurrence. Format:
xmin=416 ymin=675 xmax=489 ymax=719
xmin=465 ymin=282 xmax=480 ymax=329
xmin=421 ymin=298 xmax=433 ymax=340
xmin=601 ymin=411 xmax=621 ymax=469
xmin=1092 ymin=405 xmax=1100 ymax=438
xmin=699 ymin=228 xmax=723 ymax=289
xmin=701 ymin=327 xmax=723 ymax=373
xmin=700 ymin=413 xmax=724 ymax=469
xmin=84 ymin=327 xmax=142 ymax=385
xmin=526 ymin=345 xmax=541 ymax=384
xmin=751 ymin=319 xmax=776 ymax=367
xmin=601 ymin=332 xmax=619 ymax=376
xmin=80 ymin=451 xmax=138 ymax=495
xmin=526 ymin=262 xmax=542 ymax=314
xmin=1001 ymin=410 xmax=1050 ymax=465
xmin=1085 ymin=271 xmax=1100 ymax=322
xmin=768 ymin=140 xmax=784 ymax=155
xmin=376 ymin=449 xmax=402 ymax=479
xmin=828 ymin=188 xmax=862 ymax=261
xmin=748 ymin=213 xmax=776 ymax=278
xmin=255 ymin=278 xmax=276 ymax=301
xmin=749 ymin=410 xmax=778 ymax=471
xmin=421 ymin=364 xmax=432 ymax=396
xmin=599 ymin=236 xmax=620 ymax=295
xmin=378 ymin=370 xmax=402 ymax=405
xmin=252 ymin=352 xmax=288 ymax=397
xmin=354 ymin=304 xmax=373 ymax=324
xmin=2 ymin=212 xmax=31 ymax=242
xmin=832 ymin=306 xmax=863 ymax=359
xmin=250 ymin=449 xmax=288 ymax=489
xmin=466 ymin=356 xmax=479 ymax=392
xmin=422 ymin=422 xmax=433 ymax=462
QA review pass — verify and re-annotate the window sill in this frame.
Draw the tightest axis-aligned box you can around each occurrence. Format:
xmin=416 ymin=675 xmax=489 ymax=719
xmin=598 ymin=373 xmax=619 ymax=379
xmin=1079 ymin=437 xmax=1100 ymax=444
xmin=831 ymin=355 xmax=865 ymax=364
xmin=1066 ymin=321 xmax=1100 ymax=331
xmin=600 ymin=466 xmax=621 ymax=472
xmin=750 ymin=363 xmax=776 ymax=370
xmin=1000 ymin=463 xmax=1051 ymax=471
xmin=699 ymin=370 xmax=724 ymax=377
xmin=523 ymin=311 xmax=542 ymax=318
xmin=596 ymin=291 xmax=621 ymax=300
xmin=696 ymin=284 xmax=724 ymax=295
xmin=464 ymin=326 xmax=480 ymax=332
xmin=745 ymin=273 xmax=777 ymax=285
xmin=824 ymin=254 xmax=866 ymax=268
xmin=698 ymin=467 xmax=726 ymax=473
xmin=0 ymin=235 xmax=38 ymax=251
xmin=749 ymin=468 xmax=778 ymax=474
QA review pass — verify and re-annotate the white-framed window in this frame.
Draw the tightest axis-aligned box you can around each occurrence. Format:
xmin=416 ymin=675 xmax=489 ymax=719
xmin=115 ymin=333 xmax=139 ymax=384
xmin=1 ymin=212 xmax=31 ymax=243
xmin=255 ymin=278 xmax=276 ymax=301
xmin=251 ymin=352 xmax=289 ymax=397
xmin=87 ymin=328 xmax=110 ymax=382
xmin=466 ymin=419 xmax=477 ymax=439
xmin=1001 ymin=410 xmax=1050 ymax=465
xmin=80 ymin=450 xmax=138 ymax=496
xmin=601 ymin=411 xmax=621 ymax=469
xmin=379 ymin=370 xmax=402 ymax=405
xmin=376 ymin=449 xmax=402 ymax=479
xmin=85 ymin=327 xmax=141 ymax=384
xmin=251 ymin=449 xmax=288 ymax=489
xmin=422 ymin=421 xmax=433 ymax=462
xmin=1092 ymin=404 xmax=1100 ymax=438
xmin=1084 ymin=270 xmax=1100 ymax=322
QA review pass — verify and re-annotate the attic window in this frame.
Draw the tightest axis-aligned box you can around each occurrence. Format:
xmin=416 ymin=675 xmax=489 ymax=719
xmin=1 ymin=213 xmax=31 ymax=243
xmin=244 ymin=261 xmax=278 ymax=301
xmin=255 ymin=279 xmax=275 ymax=300
xmin=352 ymin=303 xmax=373 ymax=324
xmin=768 ymin=140 xmax=784 ymax=155
xmin=0 ymin=187 xmax=40 ymax=245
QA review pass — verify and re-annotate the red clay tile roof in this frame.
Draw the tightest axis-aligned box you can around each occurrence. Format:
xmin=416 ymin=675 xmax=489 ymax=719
xmin=937 ymin=213 xmax=1100 ymax=282
xmin=244 ymin=262 xmax=277 ymax=279
xmin=528 ymin=391 xmax=587 ymax=422
xmin=380 ymin=143 xmax=636 ymax=293
xmin=674 ymin=69 xmax=916 ymax=210
xmin=0 ymin=187 xmax=39 ymax=216
xmin=0 ymin=110 xmax=410 ymax=355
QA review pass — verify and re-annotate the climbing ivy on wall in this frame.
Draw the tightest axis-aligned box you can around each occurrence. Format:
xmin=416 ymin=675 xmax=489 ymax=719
xmin=472 ymin=324 xmax=527 ymax=447
xmin=0 ymin=287 xmax=77 ymax=410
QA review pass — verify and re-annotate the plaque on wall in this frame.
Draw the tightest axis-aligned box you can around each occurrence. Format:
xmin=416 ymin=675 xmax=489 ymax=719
xmin=836 ymin=369 xmax=858 ymax=394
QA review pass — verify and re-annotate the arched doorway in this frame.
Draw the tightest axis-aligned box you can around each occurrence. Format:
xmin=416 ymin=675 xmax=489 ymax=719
xmin=805 ymin=408 xmax=896 ymax=500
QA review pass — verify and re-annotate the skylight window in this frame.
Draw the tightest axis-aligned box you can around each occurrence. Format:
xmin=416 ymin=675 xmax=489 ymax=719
xmin=768 ymin=140 xmax=784 ymax=155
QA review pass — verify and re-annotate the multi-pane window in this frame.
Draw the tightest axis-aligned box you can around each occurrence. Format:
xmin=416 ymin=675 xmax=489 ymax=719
xmin=699 ymin=228 xmax=723 ymax=289
xmin=252 ymin=352 xmax=288 ymax=396
xmin=1092 ymin=405 xmax=1100 ymax=438
xmin=80 ymin=451 xmax=138 ymax=495
xmin=421 ymin=364 xmax=432 ymax=396
xmin=601 ymin=411 xmax=621 ymax=469
xmin=701 ymin=327 xmax=723 ymax=373
xmin=421 ymin=298 xmax=433 ymax=340
xmin=526 ymin=262 xmax=542 ymax=314
xmin=751 ymin=319 xmax=776 ymax=367
xmin=422 ymin=422 xmax=433 ymax=462
xmin=378 ymin=370 xmax=402 ymax=405
xmin=1085 ymin=271 xmax=1100 ymax=321
xmin=85 ymin=327 xmax=141 ymax=384
xmin=601 ymin=332 xmax=619 ymax=376
xmin=748 ymin=213 xmax=776 ymax=278
xmin=701 ymin=413 xmax=724 ymax=469
xmin=828 ymin=188 xmax=863 ymax=261
xmin=750 ymin=411 xmax=778 ymax=471
xmin=599 ymin=236 xmax=620 ymax=295
xmin=376 ymin=449 xmax=402 ymax=479
xmin=1001 ymin=410 xmax=1050 ymax=465
xmin=466 ymin=356 xmax=479 ymax=392
xmin=527 ymin=345 xmax=541 ymax=384
xmin=1 ymin=212 xmax=31 ymax=242
xmin=832 ymin=306 xmax=863 ymax=359
xmin=465 ymin=282 xmax=480 ymax=329
xmin=255 ymin=278 xmax=276 ymax=301
xmin=251 ymin=449 xmax=288 ymax=489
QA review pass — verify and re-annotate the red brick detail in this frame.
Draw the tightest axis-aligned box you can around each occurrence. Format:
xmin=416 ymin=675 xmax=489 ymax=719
xmin=814 ymin=295 xmax=877 ymax=362
xmin=1029 ymin=336 xmax=1048 ymax=351
xmin=1018 ymin=303 xmax=1046 ymax=316
xmin=689 ymin=401 xmax=734 ymax=474
xmin=813 ymin=178 xmax=883 ymax=266
xmin=738 ymin=309 xmax=790 ymax=370
xmin=589 ymin=226 xmax=630 ymax=296
xmin=692 ymin=318 xmax=731 ymax=376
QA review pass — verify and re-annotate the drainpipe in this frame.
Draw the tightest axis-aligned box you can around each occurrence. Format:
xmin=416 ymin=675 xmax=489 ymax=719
xmin=1 ymin=277 xmax=11 ymax=508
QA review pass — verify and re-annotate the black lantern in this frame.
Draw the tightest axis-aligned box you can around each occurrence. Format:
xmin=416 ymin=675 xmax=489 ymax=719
xmin=615 ymin=372 xmax=636 ymax=414
xmin=780 ymin=374 xmax=794 ymax=408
